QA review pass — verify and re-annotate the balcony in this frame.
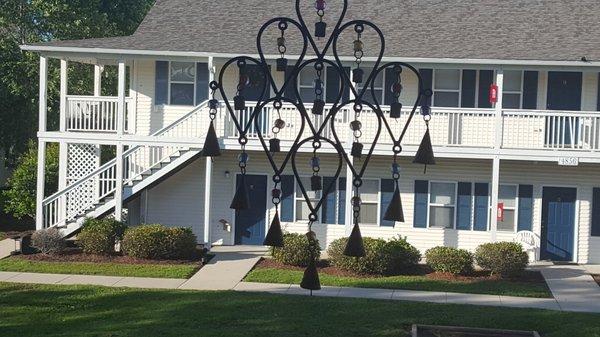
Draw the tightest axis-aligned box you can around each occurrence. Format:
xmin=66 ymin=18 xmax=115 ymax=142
xmin=65 ymin=95 xmax=133 ymax=133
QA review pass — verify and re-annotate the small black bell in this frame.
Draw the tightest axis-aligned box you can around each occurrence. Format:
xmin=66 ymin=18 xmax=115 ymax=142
xmin=313 ymin=99 xmax=325 ymax=115
xmin=230 ymin=175 xmax=250 ymax=210
xmin=390 ymin=102 xmax=402 ymax=118
xmin=413 ymin=128 xmax=436 ymax=169
xmin=300 ymin=258 xmax=321 ymax=290
xmin=200 ymin=121 xmax=222 ymax=157
xmin=269 ymin=138 xmax=280 ymax=153
xmin=383 ymin=182 xmax=404 ymax=222
xmin=311 ymin=175 xmax=322 ymax=191
xmin=351 ymin=142 xmax=363 ymax=158
xmin=344 ymin=223 xmax=365 ymax=257
xmin=315 ymin=21 xmax=326 ymax=38
xmin=276 ymin=58 xmax=288 ymax=72
xmin=234 ymin=95 xmax=245 ymax=111
xmin=263 ymin=210 xmax=284 ymax=247
xmin=352 ymin=68 xmax=364 ymax=83
xmin=209 ymin=99 xmax=219 ymax=110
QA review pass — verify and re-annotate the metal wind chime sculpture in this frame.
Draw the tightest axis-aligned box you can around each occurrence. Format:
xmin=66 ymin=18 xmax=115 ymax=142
xmin=200 ymin=0 xmax=435 ymax=291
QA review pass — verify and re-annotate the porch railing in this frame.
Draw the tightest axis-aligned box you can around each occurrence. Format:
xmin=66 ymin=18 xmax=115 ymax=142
xmin=66 ymin=95 xmax=133 ymax=133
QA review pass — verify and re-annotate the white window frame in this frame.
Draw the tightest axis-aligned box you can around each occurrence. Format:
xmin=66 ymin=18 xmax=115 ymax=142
xmin=497 ymin=184 xmax=520 ymax=233
xmin=293 ymin=176 xmax=348 ymax=225
xmin=168 ymin=61 xmax=197 ymax=106
xmin=297 ymin=66 xmax=328 ymax=103
xmin=427 ymin=181 xmax=458 ymax=229
xmin=502 ymin=70 xmax=524 ymax=109
xmin=432 ymin=69 xmax=462 ymax=108
xmin=355 ymin=67 xmax=385 ymax=105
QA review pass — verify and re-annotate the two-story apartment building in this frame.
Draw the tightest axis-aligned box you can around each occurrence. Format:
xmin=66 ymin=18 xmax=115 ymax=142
xmin=21 ymin=0 xmax=600 ymax=263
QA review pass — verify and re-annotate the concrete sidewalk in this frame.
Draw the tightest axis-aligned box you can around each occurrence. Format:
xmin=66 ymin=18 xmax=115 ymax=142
xmin=538 ymin=264 xmax=600 ymax=313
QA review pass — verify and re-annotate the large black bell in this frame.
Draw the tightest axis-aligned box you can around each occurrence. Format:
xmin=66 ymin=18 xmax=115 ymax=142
xmin=343 ymin=223 xmax=365 ymax=257
xmin=315 ymin=21 xmax=326 ymax=38
xmin=383 ymin=182 xmax=404 ymax=222
xmin=263 ymin=210 xmax=284 ymax=247
xmin=300 ymin=258 xmax=321 ymax=291
xmin=413 ymin=128 xmax=436 ymax=167
xmin=269 ymin=138 xmax=280 ymax=153
xmin=200 ymin=121 xmax=222 ymax=157
xmin=230 ymin=175 xmax=250 ymax=210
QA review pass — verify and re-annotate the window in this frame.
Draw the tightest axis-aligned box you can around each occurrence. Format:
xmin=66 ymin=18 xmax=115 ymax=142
xmin=502 ymin=70 xmax=523 ymax=109
xmin=433 ymin=69 xmax=461 ymax=107
xmin=294 ymin=177 xmax=345 ymax=224
xmin=355 ymin=68 xmax=384 ymax=105
xmin=358 ymin=180 xmax=379 ymax=224
xmin=498 ymin=185 xmax=518 ymax=232
xmin=429 ymin=182 xmax=457 ymax=228
xmin=169 ymin=62 xmax=196 ymax=105
xmin=295 ymin=177 xmax=321 ymax=221
xmin=298 ymin=67 xmax=325 ymax=103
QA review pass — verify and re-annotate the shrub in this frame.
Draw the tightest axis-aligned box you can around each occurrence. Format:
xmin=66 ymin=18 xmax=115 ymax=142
xmin=328 ymin=236 xmax=421 ymax=275
xmin=425 ymin=246 xmax=473 ymax=275
xmin=77 ymin=218 xmax=127 ymax=255
xmin=31 ymin=228 xmax=65 ymax=254
xmin=271 ymin=233 xmax=321 ymax=267
xmin=475 ymin=242 xmax=529 ymax=277
xmin=122 ymin=224 xmax=198 ymax=260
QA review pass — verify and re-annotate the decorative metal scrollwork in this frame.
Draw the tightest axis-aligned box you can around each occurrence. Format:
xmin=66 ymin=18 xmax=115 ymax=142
xmin=200 ymin=0 xmax=435 ymax=292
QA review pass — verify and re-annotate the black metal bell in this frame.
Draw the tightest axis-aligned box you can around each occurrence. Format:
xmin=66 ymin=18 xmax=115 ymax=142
xmin=313 ymin=99 xmax=325 ymax=115
xmin=200 ymin=121 xmax=222 ymax=157
xmin=390 ymin=102 xmax=402 ymax=118
xmin=351 ymin=142 xmax=363 ymax=158
xmin=311 ymin=175 xmax=322 ymax=191
xmin=352 ymin=68 xmax=364 ymax=83
xmin=209 ymin=99 xmax=219 ymax=110
xmin=263 ymin=210 xmax=284 ymax=247
xmin=344 ymin=223 xmax=365 ymax=257
xmin=276 ymin=58 xmax=288 ymax=72
xmin=269 ymin=138 xmax=280 ymax=153
xmin=315 ymin=21 xmax=326 ymax=38
xmin=234 ymin=95 xmax=245 ymax=111
xmin=413 ymin=128 xmax=436 ymax=167
xmin=383 ymin=183 xmax=404 ymax=222
xmin=230 ymin=175 xmax=250 ymax=210
xmin=300 ymin=258 xmax=321 ymax=290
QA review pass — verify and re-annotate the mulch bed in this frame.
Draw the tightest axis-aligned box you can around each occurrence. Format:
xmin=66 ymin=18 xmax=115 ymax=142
xmin=256 ymin=258 xmax=545 ymax=284
xmin=14 ymin=248 xmax=203 ymax=266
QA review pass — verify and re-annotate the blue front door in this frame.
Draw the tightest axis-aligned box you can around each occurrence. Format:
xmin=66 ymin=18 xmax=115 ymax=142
xmin=541 ymin=187 xmax=576 ymax=261
xmin=234 ymin=174 xmax=267 ymax=245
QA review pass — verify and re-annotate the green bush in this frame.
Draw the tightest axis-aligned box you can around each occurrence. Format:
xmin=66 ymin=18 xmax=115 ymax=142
xmin=327 ymin=236 xmax=421 ymax=275
xmin=271 ymin=233 xmax=321 ymax=267
xmin=122 ymin=224 xmax=197 ymax=260
xmin=31 ymin=228 xmax=65 ymax=255
xmin=475 ymin=242 xmax=529 ymax=277
xmin=425 ymin=246 xmax=473 ymax=275
xmin=77 ymin=218 xmax=127 ymax=255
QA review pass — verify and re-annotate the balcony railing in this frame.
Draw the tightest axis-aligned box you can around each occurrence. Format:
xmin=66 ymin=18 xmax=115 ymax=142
xmin=66 ymin=95 xmax=133 ymax=133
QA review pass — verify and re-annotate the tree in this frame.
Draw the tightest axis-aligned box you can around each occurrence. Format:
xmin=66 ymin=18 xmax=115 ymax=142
xmin=2 ymin=141 xmax=59 ymax=219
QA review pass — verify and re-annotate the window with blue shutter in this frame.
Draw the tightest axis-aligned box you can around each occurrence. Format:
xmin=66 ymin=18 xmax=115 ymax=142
xmin=413 ymin=180 xmax=428 ymax=228
xmin=517 ymin=185 xmax=533 ymax=231
xmin=195 ymin=62 xmax=209 ymax=104
xmin=326 ymin=66 xmax=350 ymax=104
xmin=155 ymin=61 xmax=169 ymax=105
xmin=461 ymin=70 xmax=477 ymax=108
xmin=338 ymin=178 xmax=346 ymax=225
xmin=284 ymin=66 xmax=298 ymax=103
xmin=280 ymin=175 xmax=295 ymax=222
xmin=478 ymin=70 xmax=494 ymax=108
xmin=473 ymin=183 xmax=489 ymax=231
xmin=591 ymin=188 xmax=600 ymax=236
xmin=456 ymin=182 xmax=472 ymax=230
xmin=380 ymin=179 xmax=395 ymax=227
xmin=322 ymin=177 xmax=337 ymax=224
xmin=419 ymin=69 xmax=433 ymax=106
xmin=522 ymin=71 xmax=538 ymax=109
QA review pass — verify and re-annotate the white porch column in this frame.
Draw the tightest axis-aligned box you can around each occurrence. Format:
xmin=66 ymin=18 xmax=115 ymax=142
xmin=93 ymin=64 xmax=103 ymax=96
xmin=203 ymin=157 xmax=213 ymax=248
xmin=58 ymin=60 xmax=69 ymax=226
xmin=114 ymin=60 xmax=126 ymax=221
xmin=490 ymin=69 xmax=504 ymax=241
xmin=35 ymin=56 xmax=48 ymax=229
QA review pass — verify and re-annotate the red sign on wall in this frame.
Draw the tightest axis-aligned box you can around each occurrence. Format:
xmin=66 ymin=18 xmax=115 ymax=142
xmin=489 ymin=84 xmax=498 ymax=104
xmin=497 ymin=202 xmax=504 ymax=221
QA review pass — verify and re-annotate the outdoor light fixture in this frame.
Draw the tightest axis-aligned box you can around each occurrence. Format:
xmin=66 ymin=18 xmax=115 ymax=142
xmin=200 ymin=0 xmax=435 ymax=292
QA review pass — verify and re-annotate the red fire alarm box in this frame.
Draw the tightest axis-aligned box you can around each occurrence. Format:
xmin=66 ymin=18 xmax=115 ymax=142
xmin=489 ymin=84 xmax=498 ymax=104
xmin=497 ymin=202 xmax=504 ymax=221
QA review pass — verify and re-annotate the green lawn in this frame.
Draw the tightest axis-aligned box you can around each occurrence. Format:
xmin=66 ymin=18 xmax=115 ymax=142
xmin=245 ymin=267 xmax=552 ymax=298
xmin=0 ymin=256 xmax=198 ymax=279
xmin=0 ymin=282 xmax=598 ymax=337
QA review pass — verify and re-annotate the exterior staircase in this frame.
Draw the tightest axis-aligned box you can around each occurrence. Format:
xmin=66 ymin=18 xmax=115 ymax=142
xmin=41 ymin=101 xmax=212 ymax=236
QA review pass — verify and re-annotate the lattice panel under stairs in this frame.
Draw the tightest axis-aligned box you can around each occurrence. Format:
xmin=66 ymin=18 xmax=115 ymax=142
xmin=66 ymin=144 xmax=100 ymax=217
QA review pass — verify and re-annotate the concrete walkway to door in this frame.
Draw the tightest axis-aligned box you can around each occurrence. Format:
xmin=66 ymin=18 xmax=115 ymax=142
xmin=536 ymin=264 xmax=600 ymax=312
xmin=179 ymin=245 xmax=267 ymax=291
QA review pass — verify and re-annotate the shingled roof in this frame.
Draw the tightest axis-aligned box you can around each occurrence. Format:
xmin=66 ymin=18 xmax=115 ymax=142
xmin=24 ymin=0 xmax=600 ymax=63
